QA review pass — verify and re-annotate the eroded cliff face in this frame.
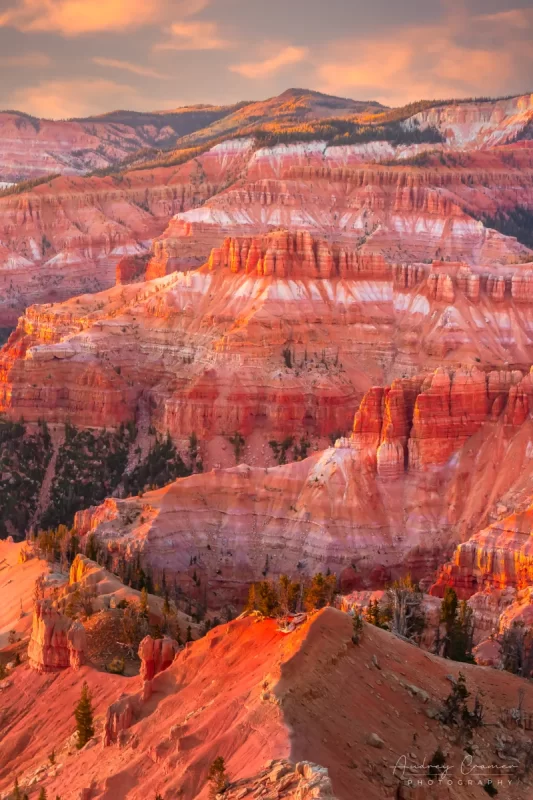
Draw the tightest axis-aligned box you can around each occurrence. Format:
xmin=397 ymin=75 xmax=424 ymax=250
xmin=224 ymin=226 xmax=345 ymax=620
xmin=155 ymin=151 xmax=533 ymax=275
xmin=3 ymin=231 xmax=533 ymax=453
xmin=67 ymin=366 xmax=533 ymax=606
xmin=0 ymin=141 xmax=253 ymax=324
xmin=407 ymin=93 xmax=533 ymax=149
xmin=432 ymin=503 xmax=533 ymax=599
xmin=1 ymin=100 xmax=533 ymax=325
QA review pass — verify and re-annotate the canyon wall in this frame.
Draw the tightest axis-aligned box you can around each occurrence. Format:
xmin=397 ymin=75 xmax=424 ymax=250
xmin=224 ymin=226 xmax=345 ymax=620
xmin=67 ymin=366 xmax=533 ymax=606
xmin=1 ymin=100 xmax=532 ymax=325
xmin=2 ymin=230 xmax=533 ymax=456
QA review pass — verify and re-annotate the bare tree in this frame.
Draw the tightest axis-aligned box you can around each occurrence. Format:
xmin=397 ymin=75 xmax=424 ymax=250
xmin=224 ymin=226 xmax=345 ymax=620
xmin=501 ymin=622 xmax=533 ymax=677
xmin=387 ymin=575 xmax=425 ymax=641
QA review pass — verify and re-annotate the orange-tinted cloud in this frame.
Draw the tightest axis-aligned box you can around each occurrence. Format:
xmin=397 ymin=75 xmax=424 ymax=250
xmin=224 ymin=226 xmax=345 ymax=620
xmin=0 ymin=0 xmax=207 ymax=36
xmin=230 ymin=45 xmax=309 ymax=79
xmin=155 ymin=21 xmax=230 ymax=51
xmin=93 ymin=57 xmax=169 ymax=80
xmin=316 ymin=10 xmax=533 ymax=105
xmin=8 ymin=78 xmax=141 ymax=118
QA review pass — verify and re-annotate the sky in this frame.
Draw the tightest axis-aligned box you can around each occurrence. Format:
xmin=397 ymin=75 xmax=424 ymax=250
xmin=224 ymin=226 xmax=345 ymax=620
xmin=0 ymin=0 xmax=532 ymax=118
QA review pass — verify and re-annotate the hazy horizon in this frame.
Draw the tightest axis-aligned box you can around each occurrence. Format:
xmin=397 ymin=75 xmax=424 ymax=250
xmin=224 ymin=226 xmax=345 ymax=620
xmin=2 ymin=85 xmax=533 ymax=122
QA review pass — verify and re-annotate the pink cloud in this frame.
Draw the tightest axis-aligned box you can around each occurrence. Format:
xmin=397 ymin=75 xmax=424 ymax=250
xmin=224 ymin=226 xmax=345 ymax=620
xmin=155 ymin=20 xmax=230 ymax=51
xmin=93 ymin=57 xmax=169 ymax=80
xmin=8 ymin=78 xmax=141 ymax=118
xmin=230 ymin=46 xmax=309 ymax=79
xmin=316 ymin=11 xmax=533 ymax=105
xmin=0 ymin=0 xmax=208 ymax=36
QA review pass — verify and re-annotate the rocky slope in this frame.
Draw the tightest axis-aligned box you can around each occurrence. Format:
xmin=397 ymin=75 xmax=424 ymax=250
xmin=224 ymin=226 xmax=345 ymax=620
xmin=150 ymin=139 xmax=533 ymax=277
xmin=0 ymin=105 xmax=243 ymax=182
xmin=0 ymin=539 xmax=50 ymax=649
xmin=2 ymin=598 xmax=533 ymax=799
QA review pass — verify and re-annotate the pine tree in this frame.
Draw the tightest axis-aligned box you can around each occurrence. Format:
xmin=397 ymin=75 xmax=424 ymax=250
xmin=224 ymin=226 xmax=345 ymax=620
xmin=439 ymin=588 xmax=475 ymax=662
xmin=74 ymin=681 xmax=95 ymax=749
xmin=246 ymin=583 xmax=257 ymax=611
xmin=440 ymin=586 xmax=458 ymax=657
xmin=387 ymin=575 xmax=425 ymax=641
xmin=278 ymin=574 xmax=300 ymax=615
xmin=365 ymin=598 xmax=390 ymax=629
xmin=304 ymin=572 xmax=337 ymax=611
xmin=351 ymin=609 xmax=364 ymax=644
xmin=13 ymin=778 xmax=22 ymax=800
xmin=139 ymin=587 xmax=149 ymax=618
xmin=207 ymin=756 xmax=229 ymax=798
xmin=448 ymin=601 xmax=475 ymax=663
xmin=38 ymin=788 xmax=47 ymax=800
xmin=186 ymin=624 xmax=192 ymax=643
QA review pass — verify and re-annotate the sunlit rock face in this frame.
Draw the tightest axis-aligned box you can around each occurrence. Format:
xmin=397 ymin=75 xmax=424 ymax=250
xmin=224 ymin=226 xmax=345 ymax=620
xmin=65 ymin=366 xmax=533 ymax=607
xmin=0 ymin=143 xmax=248 ymax=324
xmin=3 ymin=227 xmax=533 ymax=452
xmin=27 ymin=598 xmax=86 ymax=672
xmin=432 ymin=503 xmax=533 ymax=599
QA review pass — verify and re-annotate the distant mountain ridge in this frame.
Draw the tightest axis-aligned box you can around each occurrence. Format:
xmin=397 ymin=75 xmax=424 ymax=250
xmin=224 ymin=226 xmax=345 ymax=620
xmin=0 ymin=102 xmax=248 ymax=182
xmin=2 ymin=87 xmax=533 ymax=183
xmin=0 ymin=89 xmax=384 ymax=182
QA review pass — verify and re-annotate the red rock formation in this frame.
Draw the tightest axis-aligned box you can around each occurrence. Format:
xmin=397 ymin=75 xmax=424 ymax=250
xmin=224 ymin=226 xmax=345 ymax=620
xmin=103 ymin=693 xmax=140 ymax=747
xmin=431 ymin=502 xmax=533 ymax=599
xmin=138 ymin=634 xmax=180 ymax=682
xmin=2 ymin=102 xmax=533 ymax=325
xmin=115 ymin=254 xmax=150 ymax=285
xmin=0 ymin=139 xmax=253 ymax=324
xmin=162 ymin=144 xmax=533 ymax=276
xmin=4 ymin=229 xmax=533 ymax=455
xmin=407 ymin=93 xmax=533 ymax=149
xmin=27 ymin=599 xmax=86 ymax=672
xmin=65 ymin=364 xmax=533 ymax=607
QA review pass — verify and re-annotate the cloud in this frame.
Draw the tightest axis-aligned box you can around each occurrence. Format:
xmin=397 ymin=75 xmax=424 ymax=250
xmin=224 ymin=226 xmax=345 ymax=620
xmin=0 ymin=51 xmax=51 ymax=67
xmin=155 ymin=20 xmax=229 ymax=51
xmin=8 ymin=78 xmax=141 ymax=118
xmin=0 ymin=0 xmax=206 ymax=36
xmin=316 ymin=9 xmax=533 ymax=105
xmin=476 ymin=9 xmax=531 ymax=29
xmin=93 ymin=57 xmax=168 ymax=80
xmin=230 ymin=45 xmax=309 ymax=79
